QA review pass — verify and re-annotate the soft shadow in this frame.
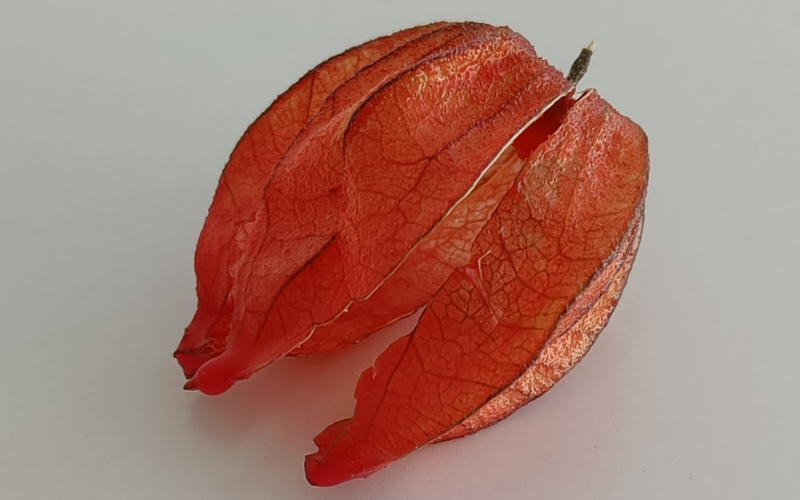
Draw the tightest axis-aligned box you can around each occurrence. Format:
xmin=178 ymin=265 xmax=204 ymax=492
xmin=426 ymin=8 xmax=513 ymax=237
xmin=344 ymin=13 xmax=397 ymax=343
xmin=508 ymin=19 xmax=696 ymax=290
xmin=182 ymin=308 xmax=630 ymax=498
xmin=187 ymin=312 xmax=423 ymax=476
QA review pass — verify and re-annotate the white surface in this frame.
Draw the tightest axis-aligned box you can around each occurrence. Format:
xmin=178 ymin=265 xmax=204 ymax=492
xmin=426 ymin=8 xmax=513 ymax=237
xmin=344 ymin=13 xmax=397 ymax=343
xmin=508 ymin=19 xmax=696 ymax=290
xmin=2 ymin=1 xmax=799 ymax=498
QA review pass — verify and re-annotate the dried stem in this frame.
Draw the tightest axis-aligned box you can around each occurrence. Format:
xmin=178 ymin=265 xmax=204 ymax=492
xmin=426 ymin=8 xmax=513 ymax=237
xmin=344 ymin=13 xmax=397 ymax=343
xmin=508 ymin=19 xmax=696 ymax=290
xmin=567 ymin=41 xmax=595 ymax=84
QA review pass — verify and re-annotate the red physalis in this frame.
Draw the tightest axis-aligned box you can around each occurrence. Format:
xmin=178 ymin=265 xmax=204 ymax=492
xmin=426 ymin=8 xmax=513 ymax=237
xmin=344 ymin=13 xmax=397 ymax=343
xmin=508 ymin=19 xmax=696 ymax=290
xmin=174 ymin=22 xmax=648 ymax=486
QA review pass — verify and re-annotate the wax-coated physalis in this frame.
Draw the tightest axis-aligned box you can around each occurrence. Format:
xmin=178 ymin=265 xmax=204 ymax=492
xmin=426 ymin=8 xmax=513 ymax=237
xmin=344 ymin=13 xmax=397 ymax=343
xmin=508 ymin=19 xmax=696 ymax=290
xmin=174 ymin=21 xmax=648 ymax=486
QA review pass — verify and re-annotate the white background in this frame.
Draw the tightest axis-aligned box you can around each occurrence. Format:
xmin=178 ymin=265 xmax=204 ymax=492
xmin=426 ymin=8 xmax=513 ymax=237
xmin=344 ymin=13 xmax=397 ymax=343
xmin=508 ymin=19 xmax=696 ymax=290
xmin=2 ymin=1 xmax=799 ymax=498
